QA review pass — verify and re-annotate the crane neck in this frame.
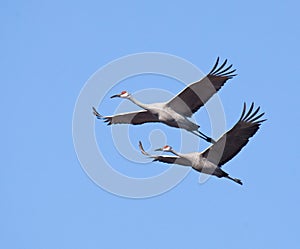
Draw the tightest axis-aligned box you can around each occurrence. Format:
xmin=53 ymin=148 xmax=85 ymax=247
xmin=170 ymin=149 xmax=185 ymax=158
xmin=128 ymin=95 xmax=149 ymax=110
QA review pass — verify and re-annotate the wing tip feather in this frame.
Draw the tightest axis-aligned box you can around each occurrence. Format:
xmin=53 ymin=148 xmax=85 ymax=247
xmin=209 ymin=58 xmax=237 ymax=78
xmin=240 ymin=103 xmax=266 ymax=125
xmin=138 ymin=141 xmax=152 ymax=157
xmin=92 ymin=106 xmax=102 ymax=119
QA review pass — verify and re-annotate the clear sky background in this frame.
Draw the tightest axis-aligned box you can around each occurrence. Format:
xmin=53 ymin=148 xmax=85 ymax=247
xmin=1 ymin=1 xmax=300 ymax=248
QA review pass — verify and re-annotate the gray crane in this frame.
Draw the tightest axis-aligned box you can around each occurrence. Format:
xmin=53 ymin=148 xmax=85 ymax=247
xmin=139 ymin=103 xmax=266 ymax=185
xmin=92 ymin=58 xmax=236 ymax=143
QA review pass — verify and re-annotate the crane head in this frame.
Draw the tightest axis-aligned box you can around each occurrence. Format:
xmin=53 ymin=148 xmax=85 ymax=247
xmin=110 ymin=90 xmax=130 ymax=99
xmin=155 ymin=145 xmax=172 ymax=152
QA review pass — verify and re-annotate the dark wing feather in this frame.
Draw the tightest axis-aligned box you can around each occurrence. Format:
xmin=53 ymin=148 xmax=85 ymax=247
xmin=166 ymin=58 xmax=237 ymax=117
xmin=138 ymin=141 xmax=191 ymax=166
xmin=92 ymin=107 xmax=159 ymax=125
xmin=202 ymin=103 xmax=266 ymax=167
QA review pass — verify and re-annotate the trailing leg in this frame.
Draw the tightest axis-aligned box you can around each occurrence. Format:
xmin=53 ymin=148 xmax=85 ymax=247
xmin=225 ymin=175 xmax=243 ymax=185
xmin=190 ymin=130 xmax=216 ymax=144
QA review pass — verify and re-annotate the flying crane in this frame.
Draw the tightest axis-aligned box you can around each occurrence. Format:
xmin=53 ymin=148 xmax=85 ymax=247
xmin=93 ymin=58 xmax=236 ymax=143
xmin=139 ymin=103 xmax=266 ymax=185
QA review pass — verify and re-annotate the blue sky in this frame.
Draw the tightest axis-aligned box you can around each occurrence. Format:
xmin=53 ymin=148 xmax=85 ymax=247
xmin=1 ymin=1 xmax=300 ymax=248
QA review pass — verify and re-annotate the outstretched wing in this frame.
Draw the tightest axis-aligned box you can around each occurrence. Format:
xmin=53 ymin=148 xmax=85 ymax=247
xmin=139 ymin=141 xmax=191 ymax=166
xmin=92 ymin=107 xmax=159 ymax=125
xmin=167 ymin=58 xmax=237 ymax=117
xmin=202 ymin=103 xmax=266 ymax=167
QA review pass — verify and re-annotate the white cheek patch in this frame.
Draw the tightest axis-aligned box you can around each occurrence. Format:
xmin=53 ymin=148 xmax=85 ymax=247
xmin=121 ymin=92 xmax=129 ymax=97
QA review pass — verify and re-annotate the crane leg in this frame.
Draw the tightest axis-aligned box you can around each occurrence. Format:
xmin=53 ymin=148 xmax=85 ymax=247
xmin=190 ymin=131 xmax=216 ymax=144
xmin=198 ymin=130 xmax=216 ymax=144
xmin=225 ymin=175 xmax=243 ymax=185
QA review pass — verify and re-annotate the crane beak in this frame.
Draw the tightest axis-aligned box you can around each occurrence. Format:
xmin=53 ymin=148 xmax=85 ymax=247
xmin=110 ymin=94 xmax=120 ymax=99
xmin=155 ymin=148 xmax=163 ymax=151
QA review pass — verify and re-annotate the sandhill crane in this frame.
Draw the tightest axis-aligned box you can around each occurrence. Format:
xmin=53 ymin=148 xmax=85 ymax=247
xmin=92 ymin=58 xmax=236 ymax=143
xmin=139 ymin=103 xmax=266 ymax=185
